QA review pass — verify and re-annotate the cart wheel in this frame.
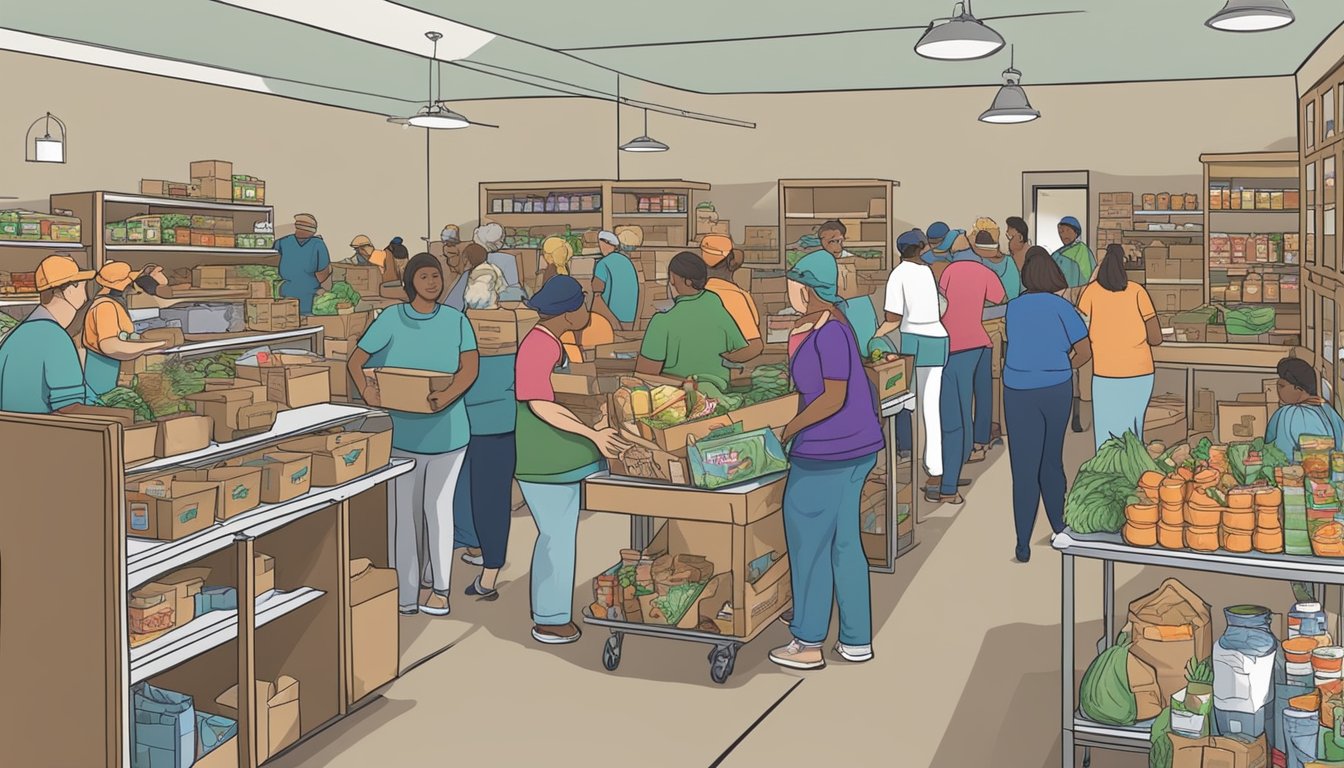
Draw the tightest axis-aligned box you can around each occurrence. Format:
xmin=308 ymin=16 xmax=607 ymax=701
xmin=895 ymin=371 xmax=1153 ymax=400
xmin=602 ymin=634 xmax=622 ymax=671
xmin=710 ymin=646 xmax=734 ymax=684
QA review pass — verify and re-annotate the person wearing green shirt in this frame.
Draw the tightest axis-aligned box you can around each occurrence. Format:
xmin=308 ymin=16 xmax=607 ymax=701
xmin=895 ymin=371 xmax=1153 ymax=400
xmin=0 ymin=255 xmax=95 ymax=414
xmin=514 ymin=275 xmax=632 ymax=645
xmin=1052 ymin=216 xmax=1094 ymax=288
xmin=592 ymin=230 xmax=639 ymax=331
xmin=636 ymin=251 xmax=751 ymax=381
xmin=347 ymin=253 xmax=479 ymax=617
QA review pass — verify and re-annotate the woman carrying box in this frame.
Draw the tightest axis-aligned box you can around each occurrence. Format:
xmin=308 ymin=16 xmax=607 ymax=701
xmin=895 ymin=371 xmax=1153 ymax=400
xmin=769 ymin=265 xmax=884 ymax=672
xmin=514 ymin=275 xmax=632 ymax=645
xmin=346 ymin=253 xmax=479 ymax=616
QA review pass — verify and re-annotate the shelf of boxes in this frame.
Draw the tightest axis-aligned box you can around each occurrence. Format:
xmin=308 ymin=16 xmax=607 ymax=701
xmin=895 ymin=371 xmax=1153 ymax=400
xmin=778 ymin=179 xmax=898 ymax=272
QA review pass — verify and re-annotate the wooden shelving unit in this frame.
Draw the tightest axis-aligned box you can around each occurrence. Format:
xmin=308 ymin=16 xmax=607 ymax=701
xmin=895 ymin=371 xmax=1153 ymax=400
xmin=479 ymin=178 xmax=711 ymax=249
xmin=1301 ymin=55 xmax=1344 ymax=402
xmin=1201 ymin=152 xmax=1302 ymax=345
xmin=0 ymin=405 xmax=410 ymax=767
xmin=777 ymin=178 xmax=898 ymax=277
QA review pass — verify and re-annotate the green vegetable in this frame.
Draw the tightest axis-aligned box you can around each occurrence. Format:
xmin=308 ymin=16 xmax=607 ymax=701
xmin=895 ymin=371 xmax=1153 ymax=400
xmin=1066 ymin=432 xmax=1159 ymax=534
xmin=1149 ymin=708 xmax=1173 ymax=768
xmin=652 ymin=581 xmax=707 ymax=625
xmin=313 ymin=281 xmax=362 ymax=315
xmin=1079 ymin=633 xmax=1140 ymax=726
xmin=1227 ymin=438 xmax=1288 ymax=485
xmin=1185 ymin=656 xmax=1213 ymax=685
xmin=1191 ymin=437 xmax=1212 ymax=463
xmin=1224 ymin=306 xmax=1276 ymax=336
xmin=1080 ymin=431 xmax=1159 ymax=485
xmin=97 ymin=386 xmax=154 ymax=422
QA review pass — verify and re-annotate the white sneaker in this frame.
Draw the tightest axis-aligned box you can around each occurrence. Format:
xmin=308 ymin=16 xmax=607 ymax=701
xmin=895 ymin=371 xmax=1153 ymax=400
xmin=460 ymin=548 xmax=484 ymax=566
xmin=834 ymin=642 xmax=874 ymax=663
xmin=420 ymin=591 xmax=451 ymax=616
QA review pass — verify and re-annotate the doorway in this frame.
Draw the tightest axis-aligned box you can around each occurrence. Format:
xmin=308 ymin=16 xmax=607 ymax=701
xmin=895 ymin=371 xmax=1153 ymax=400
xmin=1022 ymin=171 xmax=1090 ymax=252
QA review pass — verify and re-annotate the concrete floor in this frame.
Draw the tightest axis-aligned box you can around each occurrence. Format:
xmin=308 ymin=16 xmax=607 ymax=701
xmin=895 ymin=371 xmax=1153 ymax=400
xmin=270 ymin=425 xmax=1302 ymax=768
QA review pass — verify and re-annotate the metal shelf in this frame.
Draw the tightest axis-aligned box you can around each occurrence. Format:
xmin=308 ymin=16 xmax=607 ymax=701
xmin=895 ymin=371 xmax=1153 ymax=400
xmin=103 ymin=193 xmax=273 ymax=214
xmin=127 ymin=458 xmax=413 ymax=589
xmin=160 ymin=327 xmax=321 ymax=358
xmin=105 ymin=245 xmax=278 ymax=256
xmin=1122 ymin=230 xmax=1203 ymax=239
xmin=1143 ymin=279 xmax=1203 ymax=286
xmin=612 ymin=212 xmax=690 ymax=219
xmin=0 ymin=239 xmax=85 ymax=249
xmin=1134 ymin=210 xmax=1205 ymax=216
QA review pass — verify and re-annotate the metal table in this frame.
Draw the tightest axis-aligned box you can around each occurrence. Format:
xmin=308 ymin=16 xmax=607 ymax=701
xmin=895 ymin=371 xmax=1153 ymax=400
xmin=1055 ymin=529 xmax=1344 ymax=768
xmin=878 ymin=390 xmax=919 ymax=570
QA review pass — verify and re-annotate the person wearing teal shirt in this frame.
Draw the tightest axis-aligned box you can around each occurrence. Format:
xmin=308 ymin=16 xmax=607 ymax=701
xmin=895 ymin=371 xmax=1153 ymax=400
xmin=592 ymin=230 xmax=639 ymax=330
xmin=1052 ymin=216 xmax=1094 ymax=288
xmin=1266 ymin=356 xmax=1344 ymax=459
xmin=347 ymin=253 xmax=479 ymax=617
xmin=454 ymin=264 xmax=519 ymax=601
xmin=794 ymin=221 xmax=896 ymax=356
xmin=275 ymin=213 xmax=331 ymax=315
xmin=636 ymin=253 xmax=751 ymax=380
xmin=971 ymin=224 xmax=1022 ymax=300
xmin=0 ymin=255 xmax=94 ymax=413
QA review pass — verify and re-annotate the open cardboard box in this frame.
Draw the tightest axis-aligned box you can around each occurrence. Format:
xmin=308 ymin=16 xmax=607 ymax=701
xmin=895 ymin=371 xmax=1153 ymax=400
xmin=279 ymin=433 xmax=370 ymax=486
xmin=349 ymin=558 xmax=398 ymax=701
xmin=468 ymin=302 xmax=539 ymax=355
xmin=154 ymin=413 xmax=212 ymax=457
xmin=605 ymin=402 xmax=692 ymax=486
xmin=215 ymin=676 xmax=300 ymax=763
xmin=229 ymin=450 xmax=313 ymax=503
xmin=303 ymin=310 xmax=371 ymax=340
xmin=263 ymin=365 xmax=331 ymax=408
xmin=186 ymin=384 xmax=278 ymax=443
xmin=126 ymin=477 xmax=218 ymax=541
xmin=178 ymin=465 xmax=263 ymax=519
xmin=610 ymin=375 xmax=798 ymax=451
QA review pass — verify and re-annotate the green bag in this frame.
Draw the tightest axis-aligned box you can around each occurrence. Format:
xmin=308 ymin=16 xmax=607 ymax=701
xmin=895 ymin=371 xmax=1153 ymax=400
xmin=1149 ymin=708 xmax=1173 ymax=768
xmin=1079 ymin=632 xmax=1139 ymax=726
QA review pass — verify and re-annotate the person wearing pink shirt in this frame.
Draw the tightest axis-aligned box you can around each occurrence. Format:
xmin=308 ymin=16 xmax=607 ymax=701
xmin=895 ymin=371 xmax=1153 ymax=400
xmin=931 ymin=240 xmax=1006 ymax=503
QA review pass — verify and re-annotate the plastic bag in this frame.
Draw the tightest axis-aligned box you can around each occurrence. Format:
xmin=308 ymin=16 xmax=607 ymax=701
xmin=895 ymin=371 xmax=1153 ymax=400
xmin=686 ymin=425 xmax=789 ymax=490
xmin=131 ymin=682 xmax=196 ymax=768
xmin=1080 ymin=632 xmax=1139 ymax=726
xmin=1150 ymin=708 xmax=1173 ymax=768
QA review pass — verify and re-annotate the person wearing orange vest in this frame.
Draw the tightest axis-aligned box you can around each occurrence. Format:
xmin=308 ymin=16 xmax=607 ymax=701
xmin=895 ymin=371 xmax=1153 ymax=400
xmin=0 ymin=255 xmax=94 ymax=412
xmin=699 ymin=234 xmax=764 ymax=365
xmin=82 ymin=261 xmax=171 ymax=397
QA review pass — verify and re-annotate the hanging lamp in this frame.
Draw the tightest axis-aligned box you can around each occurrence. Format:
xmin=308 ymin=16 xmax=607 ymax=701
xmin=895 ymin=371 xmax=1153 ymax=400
xmin=979 ymin=46 xmax=1040 ymax=124
xmin=620 ymin=109 xmax=669 ymax=153
xmin=1206 ymin=0 xmax=1294 ymax=32
xmin=25 ymin=112 xmax=67 ymax=163
xmin=915 ymin=1 xmax=1005 ymax=61
xmin=392 ymin=32 xmax=470 ymax=129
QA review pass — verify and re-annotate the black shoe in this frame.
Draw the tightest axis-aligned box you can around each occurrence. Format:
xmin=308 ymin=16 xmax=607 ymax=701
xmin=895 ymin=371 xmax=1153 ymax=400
xmin=465 ymin=575 xmax=499 ymax=602
xmin=1015 ymin=546 xmax=1031 ymax=563
xmin=779 ymin=609 xmax=794 ymax=625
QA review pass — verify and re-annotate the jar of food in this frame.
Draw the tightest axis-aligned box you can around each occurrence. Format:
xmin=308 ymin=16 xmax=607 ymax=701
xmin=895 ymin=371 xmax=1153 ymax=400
xmin=1290 ymin=602 xmax=1329 ymax=638
xmin=129 ymin=500 xmax=150 ymax=532
xmin=1313 ymin=646 xmax=1344 ymax=685
xmin=1213 ymin=605 xmax=1279 ymax=738
xmin=1283 ymin=636 xmax=1321 ymax=678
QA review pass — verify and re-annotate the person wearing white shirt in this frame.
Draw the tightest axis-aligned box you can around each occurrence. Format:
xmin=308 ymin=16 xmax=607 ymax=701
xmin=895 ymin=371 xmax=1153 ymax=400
xmin=877 ymin=229 xmax=953 ymax=489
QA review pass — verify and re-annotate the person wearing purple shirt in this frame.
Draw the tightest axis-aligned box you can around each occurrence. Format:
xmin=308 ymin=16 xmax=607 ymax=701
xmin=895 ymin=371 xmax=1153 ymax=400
xmin=768 ymin=265 xmax=883 ymax=673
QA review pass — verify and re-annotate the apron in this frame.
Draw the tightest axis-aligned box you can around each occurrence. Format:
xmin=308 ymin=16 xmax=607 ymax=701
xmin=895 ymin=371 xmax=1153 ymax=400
xmin=84 ymin=295 xmax=129 ymax=398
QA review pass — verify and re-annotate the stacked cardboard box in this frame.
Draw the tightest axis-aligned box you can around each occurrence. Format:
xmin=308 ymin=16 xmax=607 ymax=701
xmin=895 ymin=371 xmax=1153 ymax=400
xmin=191 ymin=160 xmax=234 ymax=203
xmin=1097 ymin=192 xmax=1134 ymax=251
xmin=1144 ymin=245 xmax=1204 ymax=282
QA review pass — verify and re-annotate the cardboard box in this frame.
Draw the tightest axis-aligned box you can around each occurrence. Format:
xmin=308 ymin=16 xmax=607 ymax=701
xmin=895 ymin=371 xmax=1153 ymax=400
xmin=379 ymin=281 xmax=406 ymax=300
xmin=248 ymin=280 xmax=272 ymax=299
xmin=1218 ymin=401 xmax=1268 ymax=443
xmin=323 ymin=337 xmax=356 ymax=361
xmin=190 ymin=160 xmax=234 ymax=181
xmin=374 ymin=368 xmax=454 ymax=413
xmin=1168 ymin=734 xmax=1267 ymax=768
xmin=586 ymin=470 xmax=784 ymax=527
xmin=193 ymin=266 xmax=229 ymax=290
xmin=468 ymin=303 xmax=539 ymax=356
xmin=744 ymin=226 xmax=779 ymax=249
xmin=59 ymin=404 xmax=136 ymax=426
xmin=1149 ymin=286 xmax=1202 ymax=313
xmin=193 ymin=736 xmax=236 ymax=768
xmin=866 ymin=356 xmax=909 ymax=401
xmin=178 ymin=465 xmax=263 ymax=519
xmin=1144 ymin=247 xmax=1180 ymax=280
xmin=215 ymin=676 xmax=299 ymax=763
xmin=124 ymin=422 xmax=160 ymax=465
xmin=350 ymin=559 xmax=398 ymax=700
xmin=141 ymin=179 xmax=174 ymax=197
xmin=126 ymin=480 xmax=217 ymax=541
xmin=264 ymin=365 xmax=331 ymax=408
xmin=1169 ymin=244 xmax=1203 ymax=261
xmin=245 ymin=299 xmax=300 ymax=332
xmin=279 ymin=433 xmax=369 ymax=486
xmin=303 ymin=311 xmax=371 ymax=340
xmin=154 ymin=414 xmax=212 ymax=457
xmin=332 ymin=264 xmax=385 ymax=295
xmin=193 ymin=177 xmax=233 ymax=202
xmin=235 ymin=451 xmax=313 ymax=504
xmin=140 ymin=327 xmax=185 ymax=349
xmin=551 ymin=370 xmax=599 ymax=396
xmin=254 ymin=552 xmax=275 ymax=595
xmin=186 ymin=385 xmax=278 ymax=442
xmin=155 ymin=567 xmax=207 ymax=626
xmin=835 ymin=258 xmax=865 ymax=300
xmin=310 ymin=359 xmax=351 ymax=398
xmin=345 ymin=429 xmax=392 ymax=470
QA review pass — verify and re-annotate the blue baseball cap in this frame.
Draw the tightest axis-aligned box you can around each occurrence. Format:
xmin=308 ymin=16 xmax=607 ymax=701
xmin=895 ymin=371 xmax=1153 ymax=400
xmin=896 ymin=229 xmax=926 ymax=252
xmin=926 ymin=222 xmax=950 ymax=244
xmin=1059 ymin=216 xmax=1082 ymax=234
xmin=934 ymin=227 xmax=964 ymax=253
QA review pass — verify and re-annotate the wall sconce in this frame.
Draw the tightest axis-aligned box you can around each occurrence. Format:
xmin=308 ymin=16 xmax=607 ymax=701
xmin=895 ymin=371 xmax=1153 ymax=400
xmin=25 ymin=113 xmax=67 ymax=164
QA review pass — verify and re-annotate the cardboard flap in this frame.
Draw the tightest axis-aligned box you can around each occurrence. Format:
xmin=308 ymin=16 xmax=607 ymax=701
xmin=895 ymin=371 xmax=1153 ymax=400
xmin=271 ymin=675 xmax=299 ymax=706
xmin=750 ymin=553 xmax=790 ymax=593
xmin=162 ymin=567 xmax=211 ymax=587
xmin=350 ymin=558 xmax=374 ymax=580
xmin=1129 ymin=578 xmax=1212 ymax=629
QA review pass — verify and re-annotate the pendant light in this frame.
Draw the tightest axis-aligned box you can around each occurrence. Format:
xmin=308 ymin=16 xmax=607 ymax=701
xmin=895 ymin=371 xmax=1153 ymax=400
xmin=620 ymin=109 xmax=669 ymax=153
xmin=1206 ymin=0 xmax=1294 ymax=32
xmin=393 ymin=32 xmax=470 ymax=129
xmin=25 ymin=112 xmax=67 ymax=163
xmin=915 ymin=1 xmax=1005 ymax=61
xmin=979 ymin=46 xmax=1040 ymax=124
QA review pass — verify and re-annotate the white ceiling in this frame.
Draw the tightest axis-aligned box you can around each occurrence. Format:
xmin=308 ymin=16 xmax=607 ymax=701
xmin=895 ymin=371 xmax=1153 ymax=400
xmin=2 ymin=0 xmax=1341 ymax=117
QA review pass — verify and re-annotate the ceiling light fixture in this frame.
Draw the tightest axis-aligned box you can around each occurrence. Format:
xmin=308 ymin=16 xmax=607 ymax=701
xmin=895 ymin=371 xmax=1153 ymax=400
xmin=915 ymin=1 xmax=1005 ymax=61
xmin=1206 ymin=0 xmax=1294 ymax=32
xmin=25 ymin=112 xmax=67 ymax=163
xmin=979 ymin=46 xmax=1040 ymax=124
xmin=620 ymin=109 xmax=669 ymax=153
xmin=392 ymin=31 xmax=470 ymax=129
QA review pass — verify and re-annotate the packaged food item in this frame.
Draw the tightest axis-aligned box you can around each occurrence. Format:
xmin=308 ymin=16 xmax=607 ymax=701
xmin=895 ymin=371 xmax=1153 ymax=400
xmin=1158 ymin=522 xmax=1185 ymax=549
xmin=1124 ymin=521 xmax=1157 ymax=547
xmin=1332 ymin=452 xmax=1344 ymax=482
xmin=1300 ymin=435 xmax=1336 ymax=452
xmin=1186 ymin=525 xmax=1219 ymax=552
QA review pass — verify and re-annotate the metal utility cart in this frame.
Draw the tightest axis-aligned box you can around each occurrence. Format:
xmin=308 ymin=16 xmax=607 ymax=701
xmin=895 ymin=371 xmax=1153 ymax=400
xmin=879 ymin=390 xmax=919 ymax=568
xmin=1055 ymin=530 xmax=1344 ymax=768
xmin=580 ymin=472 xmax=792 ymax=685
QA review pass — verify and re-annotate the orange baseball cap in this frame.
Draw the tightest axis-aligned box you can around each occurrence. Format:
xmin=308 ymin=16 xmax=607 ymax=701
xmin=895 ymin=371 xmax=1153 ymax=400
xmin=700 ymin=234 xmax=734 ymax=267
xmin=35 ymin=254 xmax=95 ymax=291
xmin=95 ymin=261 xmax=142 ymax=290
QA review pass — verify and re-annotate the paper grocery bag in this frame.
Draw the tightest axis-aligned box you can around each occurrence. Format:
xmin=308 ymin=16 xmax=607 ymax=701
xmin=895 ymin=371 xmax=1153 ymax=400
xmin=1128 ymin=653 xmax=1164 ymax=721
xmin=1169 ymin=733 xmax=1267 ymax=768
xmin=1128 ymin=578 xmax=1213 ymax=701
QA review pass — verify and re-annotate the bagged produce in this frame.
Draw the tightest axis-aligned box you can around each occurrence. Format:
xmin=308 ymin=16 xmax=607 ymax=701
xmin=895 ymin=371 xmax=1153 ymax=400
xmin=686 ymin=424 xmax=788 ymax=489
xmin=1129 ymin=579 xmax=1214 ymax=701
xmin=1152 ymin=708 xmax=1175 ymax=768
xmin=1080 ymin=632 xmax=1149 ymax=725
xmin=1225 ymin=306 xmax=1276 ymax=336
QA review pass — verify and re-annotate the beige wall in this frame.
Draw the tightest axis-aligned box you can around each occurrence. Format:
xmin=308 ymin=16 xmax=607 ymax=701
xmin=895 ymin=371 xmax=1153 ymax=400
xmin=1299 ymin=23 xmax=1344 ymax=94
xmin=5 ymin=49 xmax=1300 ymax=257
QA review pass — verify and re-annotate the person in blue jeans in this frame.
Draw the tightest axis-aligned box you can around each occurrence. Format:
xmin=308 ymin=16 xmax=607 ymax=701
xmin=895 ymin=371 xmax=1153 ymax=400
xmin=768 ymin=266 xmax=884 ymax=671
xmin=1003 ymin=247 xmax=1092 ymax=563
